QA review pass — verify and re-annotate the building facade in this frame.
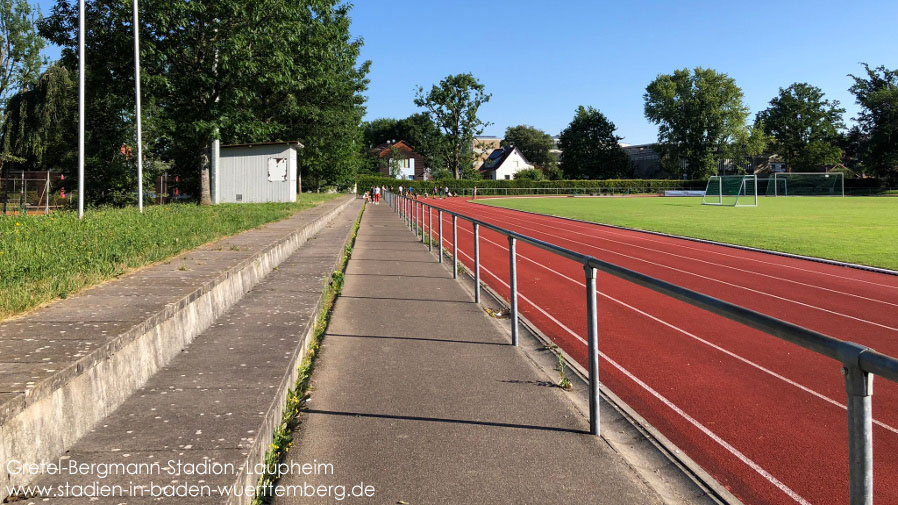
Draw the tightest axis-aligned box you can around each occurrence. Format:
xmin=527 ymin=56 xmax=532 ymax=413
xmin=216 ymin=142 xmax=301 ymax=203
xmin=478 ymin=147 xmax=534 ymax=180
xmin=373 ymin=140 xmax=429 ymax=180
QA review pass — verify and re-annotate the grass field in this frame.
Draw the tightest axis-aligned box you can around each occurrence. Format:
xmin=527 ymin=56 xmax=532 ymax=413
xmin=0 ymin=194 xmax=342 ymax=320
xmin=478 ymin=196 xmax=898 ymax=271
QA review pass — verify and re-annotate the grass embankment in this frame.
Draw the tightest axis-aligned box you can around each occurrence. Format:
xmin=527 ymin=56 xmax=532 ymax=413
xmin=0 ymin=194 xmax=343 ymax=320
xmin=479 ymin=196 xmax=898 ymax=270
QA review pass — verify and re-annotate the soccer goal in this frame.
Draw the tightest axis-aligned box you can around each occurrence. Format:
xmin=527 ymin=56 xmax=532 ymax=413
xmin=702 ymin=175 xmax=758 ymax=207
xmin=765 ymin=172 xmax=844 ymax=197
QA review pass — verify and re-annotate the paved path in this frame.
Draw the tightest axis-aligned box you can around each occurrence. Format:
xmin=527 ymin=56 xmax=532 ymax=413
xmin=275 ymin=202 xmax=663 ymax=505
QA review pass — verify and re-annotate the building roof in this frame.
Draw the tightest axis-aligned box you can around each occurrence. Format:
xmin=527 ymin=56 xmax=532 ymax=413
xmin=372 ymin=140 xmax=420 ymax=158
xmin=221 ymin=140 xmax=304 ymax=149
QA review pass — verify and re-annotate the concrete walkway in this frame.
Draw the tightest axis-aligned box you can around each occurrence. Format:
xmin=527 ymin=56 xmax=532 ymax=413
xmin=275 ymin=202 xmax=663 ymax=505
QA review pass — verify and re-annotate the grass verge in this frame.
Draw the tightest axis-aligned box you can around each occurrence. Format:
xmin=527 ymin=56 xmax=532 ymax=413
xmin=0 ymin=194 xmax=342 ymax=320
xmin=478 ymin=196 xmax=898 ymax=270
xmin=252 ymin=204 xmax=363 ymax=505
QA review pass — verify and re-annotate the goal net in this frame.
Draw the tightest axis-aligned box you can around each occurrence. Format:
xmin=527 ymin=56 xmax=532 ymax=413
xmin=702 ymin=175 xmax=758 ymax=207
xmin=765 ymin=172 xmax=844 ymax=197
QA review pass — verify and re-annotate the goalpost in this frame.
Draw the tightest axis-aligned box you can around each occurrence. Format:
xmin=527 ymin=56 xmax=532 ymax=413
xmin=702 ymin=175 xmax=758 ymax=207
xmin=765 ymin=172 xmax=844 ymax=197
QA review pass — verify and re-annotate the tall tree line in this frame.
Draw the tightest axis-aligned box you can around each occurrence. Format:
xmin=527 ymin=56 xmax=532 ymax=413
xmin=2 ymin=0 xmax=369 ymax=204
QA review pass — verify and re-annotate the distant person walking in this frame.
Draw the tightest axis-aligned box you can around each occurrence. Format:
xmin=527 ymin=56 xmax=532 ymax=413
xmin=473 ymin=186 xmax=477 ymax=200
xmin=373 ymin=185 xmax=380 ymax=204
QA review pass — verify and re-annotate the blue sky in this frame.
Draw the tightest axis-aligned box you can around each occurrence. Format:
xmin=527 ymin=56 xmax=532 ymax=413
xmin=351 ymin=0 xmax=898 ymax=145
xmin=35 ymin=0 xmax=897 ymax=145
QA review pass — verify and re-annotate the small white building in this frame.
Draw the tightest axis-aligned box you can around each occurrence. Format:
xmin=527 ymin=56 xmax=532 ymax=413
xmin=478 ymin=146 xmax=533 ymax=180
xmin=213 ymin=141 xmax=303 ymax=203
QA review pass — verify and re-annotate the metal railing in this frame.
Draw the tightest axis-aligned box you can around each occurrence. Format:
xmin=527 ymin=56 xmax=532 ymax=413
xmin=387 ymin=191 xmax=898 ymax=505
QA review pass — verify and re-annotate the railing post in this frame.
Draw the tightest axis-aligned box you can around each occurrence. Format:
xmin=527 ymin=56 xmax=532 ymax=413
xmin=438 ymin=210 xmax=443 ymax=264
xmin=421 ymin=202 xmax=426 ymax=243
xmin=584 ymin=264 xmax=600 ymax=436
xmin=844 ymin=363 xmax=873 ymax=505
xmin=452 ymin=215 xmax=458 ymax=280
xmin=508 ymin=236 xmax=518 ymax=346
xmin=428 ymin=206 xmax=433 ymax=252
xmin=474 ymin=222 xmax=481 ymax=304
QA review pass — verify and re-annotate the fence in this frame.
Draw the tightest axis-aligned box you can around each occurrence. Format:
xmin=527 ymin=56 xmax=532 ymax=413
xmin=0 ymin=171 xmax=68 ymax=215
xmin=387 ymin=190 xmax=898 ymax=505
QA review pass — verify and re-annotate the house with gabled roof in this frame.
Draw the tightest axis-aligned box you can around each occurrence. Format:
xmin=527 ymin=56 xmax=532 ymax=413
xmin=372 ymin=140 xmax=429 ymax=180
xmin=478 ymin=146 xmax=533 ymax=180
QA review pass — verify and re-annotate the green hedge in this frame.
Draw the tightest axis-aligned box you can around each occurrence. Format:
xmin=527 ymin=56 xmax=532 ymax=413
xmin=357 ymin=175 xmax=894 ymax=197
xmin=356 ymin=176 xmax=704 ymax=195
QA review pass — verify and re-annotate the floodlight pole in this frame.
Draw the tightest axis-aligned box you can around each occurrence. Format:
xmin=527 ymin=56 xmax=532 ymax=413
xmin=78 ymin=0 xmax=85 ymax=219
xmin=133 ymin=0 xmax=143 ymax=212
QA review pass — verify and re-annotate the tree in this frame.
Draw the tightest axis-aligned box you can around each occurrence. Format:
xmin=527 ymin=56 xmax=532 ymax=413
xmin=502 ymin=125 xmax=554 ymax=168
xmin=724 ymin=121 xmax=770 ymax=173
xmin=644 ymin=67 xmax=749 ymax=179
xmin=1 ymin=63 xmax=76 ymax=174
xmin=757 ymin=83 xmax=845 ymax=171
xmin=0 ymin=0 xmax=45 ymax=204
xmin=260 ymin=0 xmax=369 ymax=192
xmin=0 ymin=0 xmax=43 ymax=112
xmin=513 ymin=167 xmax=544 ymax=181
xmin=385 ymin=145 xmax=405 ymax=178
xmin=558 ymin=106 xmax=629 ymax=179
xmin=849 ymin=63 xmax=898 ymax=181
xmin=362 ymin=113 xmax=445 ymax=171
xmin=414 ymin=73 xmax=490 ymax=179
xmin=40 ymin=0 xmax=368 ymax=202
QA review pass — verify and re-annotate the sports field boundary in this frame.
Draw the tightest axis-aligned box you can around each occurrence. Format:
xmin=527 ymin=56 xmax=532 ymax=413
xmin=471 ymin=199 xmax=898 ymax=277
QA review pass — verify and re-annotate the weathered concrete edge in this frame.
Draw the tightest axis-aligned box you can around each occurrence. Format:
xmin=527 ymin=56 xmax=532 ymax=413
xmin=418 ymin=222 xmax=743 ymax=505
xmin=225 ymin=203 xmax=363 ymax=505
xmin=0 ymin=195 xmax=354 ymax=498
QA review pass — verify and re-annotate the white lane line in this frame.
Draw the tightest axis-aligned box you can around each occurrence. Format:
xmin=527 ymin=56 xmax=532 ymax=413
xmin=456 ymin=226 xmax=898 ymax=436
xmin=454 ymin=247 xmax=813 ymax=505
xmin=478 ymin=202 xmax=898 ymax=292
xmin=445 ymin=208 xmax=898 ymax=334
xmin=493 ymin=210 xmax=898 ymax=309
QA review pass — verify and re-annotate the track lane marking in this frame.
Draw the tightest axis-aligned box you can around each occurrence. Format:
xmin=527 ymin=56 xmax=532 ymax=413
xmin=451 ymin=222 xmax=898 ymax=436
xmin=451 ymin=244 xmax=813 ymax=505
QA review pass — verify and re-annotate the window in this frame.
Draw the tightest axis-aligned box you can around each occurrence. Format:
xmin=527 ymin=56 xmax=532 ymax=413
xmin=504 ymin=175 xmax=510 ymax=180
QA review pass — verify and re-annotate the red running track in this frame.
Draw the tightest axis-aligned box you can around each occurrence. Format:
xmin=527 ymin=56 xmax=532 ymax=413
xmin=400 ymin=196 xmax=898 ymax=505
